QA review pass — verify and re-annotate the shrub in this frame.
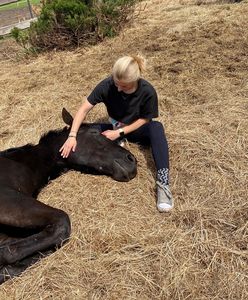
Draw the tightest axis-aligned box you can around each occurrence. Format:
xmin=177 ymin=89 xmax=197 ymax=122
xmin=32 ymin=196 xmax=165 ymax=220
xmin=10 ymin=27 xmax=29 ymax=49
xmin=95 ymin=0 xmax=138 ymax=38
xmin=12 ymin=0 xmax=139 ymax=50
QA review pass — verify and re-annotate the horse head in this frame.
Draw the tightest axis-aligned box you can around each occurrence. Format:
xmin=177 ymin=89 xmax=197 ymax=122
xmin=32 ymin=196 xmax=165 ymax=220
xmin=61 ymin=108 xmax=137 ymax=182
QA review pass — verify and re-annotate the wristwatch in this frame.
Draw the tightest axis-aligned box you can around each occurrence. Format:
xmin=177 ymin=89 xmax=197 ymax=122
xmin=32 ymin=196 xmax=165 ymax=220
xmin=118 ymin=128 xmax=125 ymax=137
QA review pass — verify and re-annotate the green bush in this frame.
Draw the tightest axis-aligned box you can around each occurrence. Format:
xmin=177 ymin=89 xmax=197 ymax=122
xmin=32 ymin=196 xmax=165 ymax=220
xmin=12 ymin=0 xmax=139 ymax=50
xmin=96 ymin=0 xmax=138 ymax=38
xmin=10 ymin=27 xmax=29 ymax=49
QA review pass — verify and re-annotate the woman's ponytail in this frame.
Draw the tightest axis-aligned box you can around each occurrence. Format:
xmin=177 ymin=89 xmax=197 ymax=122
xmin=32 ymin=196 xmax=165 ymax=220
xmin=112 ymin=54 xmax=147 ymax=83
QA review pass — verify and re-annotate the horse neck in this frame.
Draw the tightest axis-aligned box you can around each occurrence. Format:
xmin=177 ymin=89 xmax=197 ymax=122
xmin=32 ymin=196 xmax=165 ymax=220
xmin=4 ymin=143 xmax=61 ymax=177
xmin=36 ymin=133 xmax=67 ymax=177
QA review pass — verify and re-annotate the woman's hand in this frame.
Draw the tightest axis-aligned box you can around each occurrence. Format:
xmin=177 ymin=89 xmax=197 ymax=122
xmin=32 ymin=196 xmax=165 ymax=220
xmin=59 ymin=137 xmax=77 ymax=158
xmin=102 ymin=129 xmax=120 ymax=141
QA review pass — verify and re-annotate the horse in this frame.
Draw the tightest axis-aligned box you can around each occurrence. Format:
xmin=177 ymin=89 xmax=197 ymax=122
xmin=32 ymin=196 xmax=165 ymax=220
xmin=0 ymin=108 xmax=137 ymax=284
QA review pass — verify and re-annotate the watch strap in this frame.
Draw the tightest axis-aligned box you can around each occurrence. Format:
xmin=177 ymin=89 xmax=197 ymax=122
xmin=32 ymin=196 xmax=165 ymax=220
xmin=118 ymin=128 xmax=125 ymax=137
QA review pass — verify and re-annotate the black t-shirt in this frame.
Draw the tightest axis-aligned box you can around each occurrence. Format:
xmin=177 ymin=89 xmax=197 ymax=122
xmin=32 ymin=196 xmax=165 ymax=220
xmin=87 ymin=76 xmax=158 ymax=124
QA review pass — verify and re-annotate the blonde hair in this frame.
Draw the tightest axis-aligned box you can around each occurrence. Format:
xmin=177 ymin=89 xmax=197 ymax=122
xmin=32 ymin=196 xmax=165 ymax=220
xmin=112 ymin=54 xmax=146 ymax=83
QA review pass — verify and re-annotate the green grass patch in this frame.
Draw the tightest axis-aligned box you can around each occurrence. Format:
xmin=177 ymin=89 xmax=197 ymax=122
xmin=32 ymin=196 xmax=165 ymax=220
xmin=0 ymin=0 xmax=40 ymax=12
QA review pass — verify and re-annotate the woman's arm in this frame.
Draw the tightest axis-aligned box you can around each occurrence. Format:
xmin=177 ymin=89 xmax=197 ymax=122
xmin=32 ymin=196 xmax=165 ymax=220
xmin=69 ymin=98 xmax=94 ymax=134
xmin=122 ymin=118 xmax=149 ymax=134
xmin=102 ymin=118 xmax=149 ymax=141
xmin=60 ymin=98 xmax=94 ymax=158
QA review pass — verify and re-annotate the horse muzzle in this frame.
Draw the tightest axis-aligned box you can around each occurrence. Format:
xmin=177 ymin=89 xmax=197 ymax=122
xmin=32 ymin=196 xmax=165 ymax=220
xmin=112 ymin=154 xmax=137 ymax=182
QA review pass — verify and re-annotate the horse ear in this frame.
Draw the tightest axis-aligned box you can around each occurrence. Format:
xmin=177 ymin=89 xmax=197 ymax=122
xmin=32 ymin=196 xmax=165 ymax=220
xmin=62 ymin=108 xmax=73 ymax=126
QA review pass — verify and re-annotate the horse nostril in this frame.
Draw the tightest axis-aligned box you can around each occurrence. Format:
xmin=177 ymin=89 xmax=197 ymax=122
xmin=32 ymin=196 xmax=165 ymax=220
xmin=126 ymin=154 xmax=135 ymax=163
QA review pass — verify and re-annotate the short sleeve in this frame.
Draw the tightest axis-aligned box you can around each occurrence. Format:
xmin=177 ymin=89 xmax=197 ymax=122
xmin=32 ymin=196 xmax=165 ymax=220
xmin=140 ymin=88 xmax=158 ymax=119
xmin=87 ymin=80 xmax=107 ymax=105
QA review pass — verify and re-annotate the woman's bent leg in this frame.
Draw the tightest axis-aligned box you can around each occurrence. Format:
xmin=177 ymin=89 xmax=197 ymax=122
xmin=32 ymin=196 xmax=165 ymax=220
xmin=126 ymin=121 xmax=173 ymax=212
xmin=126 ymin=121 xmax=169 ymax=183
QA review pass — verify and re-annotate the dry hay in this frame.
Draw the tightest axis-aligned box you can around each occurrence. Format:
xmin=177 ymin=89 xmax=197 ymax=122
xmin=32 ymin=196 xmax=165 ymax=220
xmin=0 ymin=0 xmax=247 ymax=299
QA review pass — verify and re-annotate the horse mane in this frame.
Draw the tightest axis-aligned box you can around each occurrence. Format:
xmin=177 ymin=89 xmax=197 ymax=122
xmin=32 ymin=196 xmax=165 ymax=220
xmin=0 ymin=124 xmax=93 ymax=156
xmin=38 ymin=127 xmax=68 ymax=145
xmin=38 ymin=124 xmax=93 ymax=146
xmin=0 ymin=128 xmax=68 ymax=158
xmin=0 ymin=144 xmax=34 ymax=157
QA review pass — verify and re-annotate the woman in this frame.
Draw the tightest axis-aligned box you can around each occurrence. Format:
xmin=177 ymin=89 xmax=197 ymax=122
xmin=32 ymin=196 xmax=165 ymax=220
xmin=60 ymin=55 xmax=173 ymax=212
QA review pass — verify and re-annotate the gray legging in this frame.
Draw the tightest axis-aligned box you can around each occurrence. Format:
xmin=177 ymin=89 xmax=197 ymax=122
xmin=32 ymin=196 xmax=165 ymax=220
xmin=91 ymin=121 xmax=170 ymax=185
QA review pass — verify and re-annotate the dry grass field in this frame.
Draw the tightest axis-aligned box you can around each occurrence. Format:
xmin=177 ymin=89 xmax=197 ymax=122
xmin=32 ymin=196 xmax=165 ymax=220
xmin=0 ymin=0 xmax=247 ymax=299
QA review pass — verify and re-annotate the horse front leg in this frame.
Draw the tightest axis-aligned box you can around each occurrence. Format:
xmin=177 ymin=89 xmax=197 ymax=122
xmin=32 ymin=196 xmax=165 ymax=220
xmin=0 ymin=192 xmax=71 ymax=270
xmin=0 ymin=213 xmax=70 ymax=266
xmin=0 ymin=249 xmax=54 ymax=284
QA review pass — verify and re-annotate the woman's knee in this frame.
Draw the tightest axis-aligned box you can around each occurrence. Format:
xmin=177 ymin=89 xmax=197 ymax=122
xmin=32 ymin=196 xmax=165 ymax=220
xmin=148 ymin=121 xmax=164 ymax=133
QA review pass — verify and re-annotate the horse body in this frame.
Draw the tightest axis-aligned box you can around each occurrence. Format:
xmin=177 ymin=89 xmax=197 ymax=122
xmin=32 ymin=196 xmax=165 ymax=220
xmin=0 ymin=147 xmax=53 ymax=196
xmin=0 ymin=141 xmax=71 ymax=282
xmin=0 ymin=109 xmax=137 ymax=283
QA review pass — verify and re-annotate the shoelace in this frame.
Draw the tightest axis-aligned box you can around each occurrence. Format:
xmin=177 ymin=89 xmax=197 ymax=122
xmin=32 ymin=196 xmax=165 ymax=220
xmin=156 ymin=181 xmax=172 ymax=199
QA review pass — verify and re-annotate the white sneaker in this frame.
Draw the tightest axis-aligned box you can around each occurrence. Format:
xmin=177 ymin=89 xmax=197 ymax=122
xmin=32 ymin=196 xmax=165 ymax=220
xmin=156 ymin=181 xmax=173 ymax=212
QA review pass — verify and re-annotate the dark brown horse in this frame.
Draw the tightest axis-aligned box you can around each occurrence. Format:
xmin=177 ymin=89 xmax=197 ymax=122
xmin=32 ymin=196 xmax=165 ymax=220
xmin=0 ymin=109 xmax=137 ymax=283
